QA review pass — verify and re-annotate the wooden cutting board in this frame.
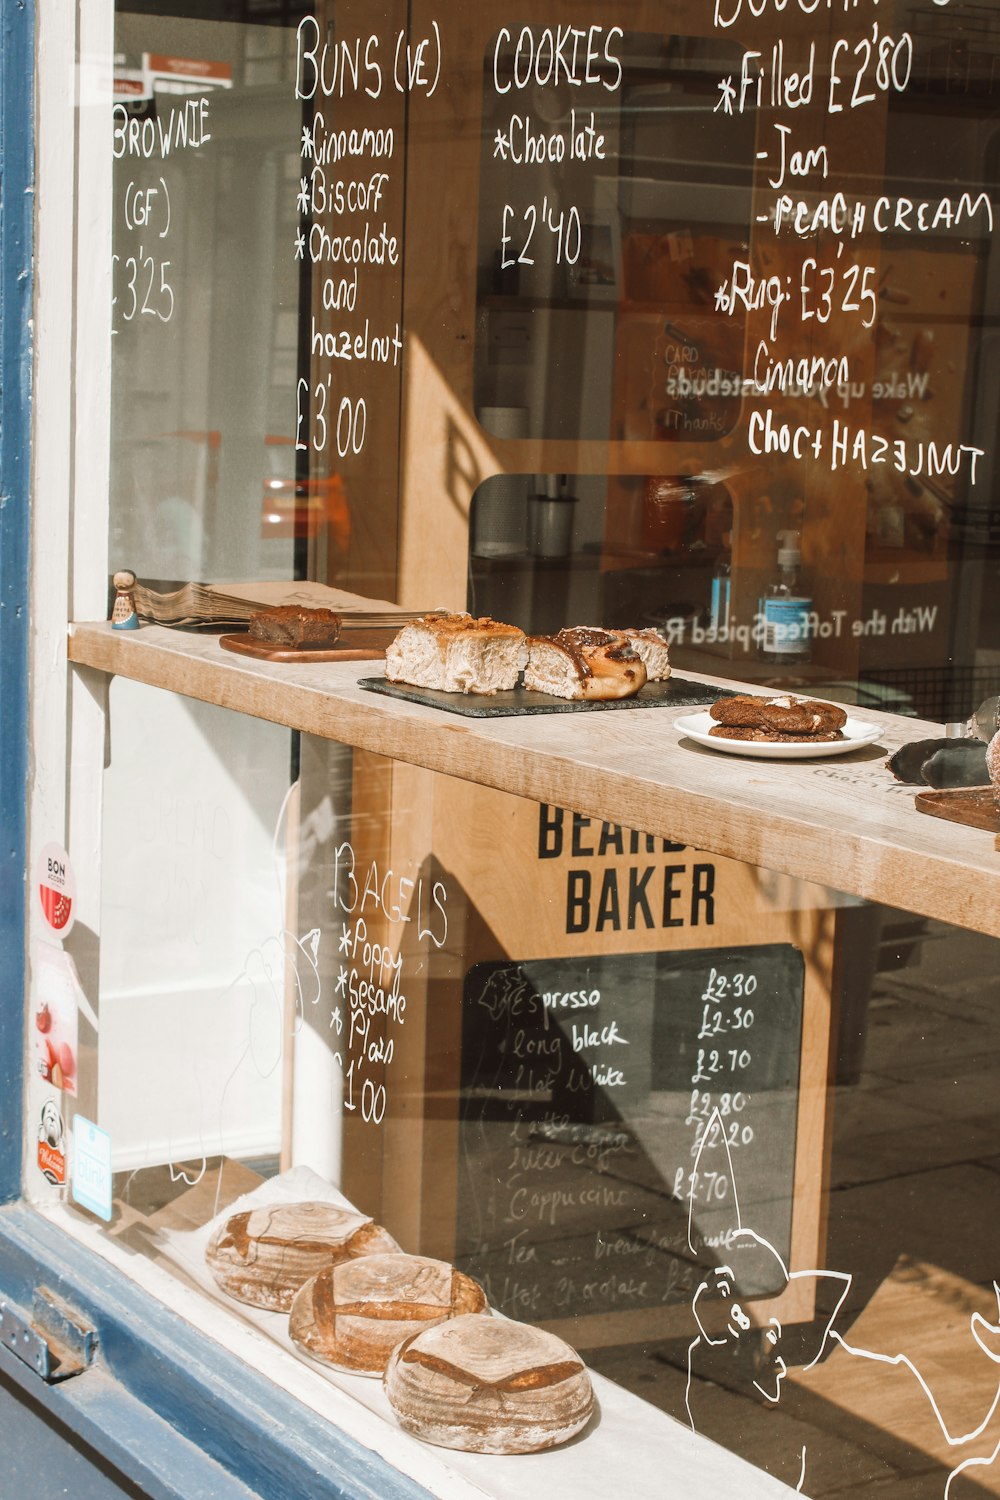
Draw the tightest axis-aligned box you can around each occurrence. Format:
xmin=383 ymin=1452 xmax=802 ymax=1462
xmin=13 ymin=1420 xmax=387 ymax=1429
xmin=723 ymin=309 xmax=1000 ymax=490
xmin=914 ymin=786 xmax=1000 ymax=833
xmin=219 ymin=629 xmax=392 ymax=663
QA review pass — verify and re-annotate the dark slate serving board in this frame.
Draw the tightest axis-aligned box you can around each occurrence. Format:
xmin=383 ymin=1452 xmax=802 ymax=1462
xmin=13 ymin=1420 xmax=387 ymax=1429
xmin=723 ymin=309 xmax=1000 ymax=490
xmin=356 ymin=672 xmax=736 ymax=717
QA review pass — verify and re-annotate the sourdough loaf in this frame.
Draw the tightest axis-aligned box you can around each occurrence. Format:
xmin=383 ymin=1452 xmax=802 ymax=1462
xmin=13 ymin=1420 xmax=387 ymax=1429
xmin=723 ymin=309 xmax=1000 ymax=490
xmin=289 ymin=1252 xmax=488 ymax=1375
xmin=205 ymin=1201 xmax=399 ymax=1311
xmin=383 ymin=1313 xmax=595 ymax=1453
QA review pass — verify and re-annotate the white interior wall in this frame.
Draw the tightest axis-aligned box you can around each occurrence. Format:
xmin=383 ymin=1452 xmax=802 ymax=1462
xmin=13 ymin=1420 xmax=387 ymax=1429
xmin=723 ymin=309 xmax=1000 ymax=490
xmin=99 ymin=679 xmax=293 ymax=1170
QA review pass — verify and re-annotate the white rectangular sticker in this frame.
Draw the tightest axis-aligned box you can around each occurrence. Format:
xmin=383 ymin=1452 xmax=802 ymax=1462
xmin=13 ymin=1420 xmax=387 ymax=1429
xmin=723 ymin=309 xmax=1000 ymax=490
xmin=72 ymin=1116 xmax=112 ymax=1221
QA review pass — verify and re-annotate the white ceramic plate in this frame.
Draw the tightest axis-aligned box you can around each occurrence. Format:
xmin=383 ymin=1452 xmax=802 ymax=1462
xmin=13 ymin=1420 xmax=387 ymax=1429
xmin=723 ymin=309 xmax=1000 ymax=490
xmin=674 ymin=711 xmax=883 ymax=759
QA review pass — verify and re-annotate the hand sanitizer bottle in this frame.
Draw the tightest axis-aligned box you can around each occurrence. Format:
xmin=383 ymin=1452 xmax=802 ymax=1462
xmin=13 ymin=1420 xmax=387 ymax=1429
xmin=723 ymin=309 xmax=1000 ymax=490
xmin=710 ymin=532 xmax=732 ymax=636
xmin=759 ymin=530 xmax=812 ymax=663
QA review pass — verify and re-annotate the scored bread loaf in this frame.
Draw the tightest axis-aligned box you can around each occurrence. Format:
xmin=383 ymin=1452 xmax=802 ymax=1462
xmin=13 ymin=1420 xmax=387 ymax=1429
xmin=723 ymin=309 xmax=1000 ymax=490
xmin=384 ymin=1312 xmax=595 ymax=1453
xmin=205 ymin=1201 xmax=400 ymax=1312
xmin=289 ymin=1252 xmax=488 ymax=1375
xmin=524 ymin=627 xmax=647 ymax=701
xmin=384 ymin=613 xmax=525 ymax=694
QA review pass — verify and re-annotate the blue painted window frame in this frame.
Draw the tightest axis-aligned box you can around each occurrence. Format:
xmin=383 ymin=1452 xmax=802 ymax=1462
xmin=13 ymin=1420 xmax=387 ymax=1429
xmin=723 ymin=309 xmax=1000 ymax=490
xmin=0 ymin=0 xmax=32 ymax=1209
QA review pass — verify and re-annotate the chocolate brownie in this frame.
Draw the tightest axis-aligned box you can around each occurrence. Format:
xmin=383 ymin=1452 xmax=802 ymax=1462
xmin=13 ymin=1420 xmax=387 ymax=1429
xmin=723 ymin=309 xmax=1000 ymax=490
xmin=248 ymin=605 xmax=342 ymax=648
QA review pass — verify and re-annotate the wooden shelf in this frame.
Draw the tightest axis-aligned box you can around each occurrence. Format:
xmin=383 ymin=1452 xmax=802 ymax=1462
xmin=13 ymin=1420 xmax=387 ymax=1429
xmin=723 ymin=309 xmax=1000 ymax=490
xmin=68 ymin=621 xmax=999 ymax=938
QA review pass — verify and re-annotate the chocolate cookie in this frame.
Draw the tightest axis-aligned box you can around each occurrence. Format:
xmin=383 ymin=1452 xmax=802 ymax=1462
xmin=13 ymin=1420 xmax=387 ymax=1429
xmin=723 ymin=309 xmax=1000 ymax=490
xmin=710 ymin=725 xmax=845 ymax=743
xmin=710 ymin=694 xmax=847 ymax=735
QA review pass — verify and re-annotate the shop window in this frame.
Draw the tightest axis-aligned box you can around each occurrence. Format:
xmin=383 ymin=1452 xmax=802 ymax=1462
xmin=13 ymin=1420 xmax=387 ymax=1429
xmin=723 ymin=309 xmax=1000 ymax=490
xmin=23 ymin=0 xmax=1000 ymax=1496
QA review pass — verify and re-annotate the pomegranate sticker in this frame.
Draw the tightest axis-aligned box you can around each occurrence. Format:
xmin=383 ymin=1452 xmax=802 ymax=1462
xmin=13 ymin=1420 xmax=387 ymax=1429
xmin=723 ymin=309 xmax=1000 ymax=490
xmin=31 ymin=942 xmax=82 ymax=1097
xmin=35 ymin=842 xmax=76 ymax=937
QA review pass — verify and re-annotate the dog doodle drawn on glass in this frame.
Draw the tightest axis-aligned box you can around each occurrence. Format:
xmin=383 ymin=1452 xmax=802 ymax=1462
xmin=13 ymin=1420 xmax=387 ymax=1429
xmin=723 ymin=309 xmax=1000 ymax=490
xmin=684 ymin=1107 xmax=1000 ymax=1496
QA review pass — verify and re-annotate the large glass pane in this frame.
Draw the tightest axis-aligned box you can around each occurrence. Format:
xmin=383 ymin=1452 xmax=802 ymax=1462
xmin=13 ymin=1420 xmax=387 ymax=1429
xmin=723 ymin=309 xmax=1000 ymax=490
xmin=26 ymin=0 xmax=1000 ymax=1495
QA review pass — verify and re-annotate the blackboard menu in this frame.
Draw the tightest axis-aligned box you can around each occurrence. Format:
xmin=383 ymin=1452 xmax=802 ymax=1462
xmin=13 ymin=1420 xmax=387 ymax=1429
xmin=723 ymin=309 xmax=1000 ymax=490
xmin=456 ymin=945 xmax=804 ymax=1325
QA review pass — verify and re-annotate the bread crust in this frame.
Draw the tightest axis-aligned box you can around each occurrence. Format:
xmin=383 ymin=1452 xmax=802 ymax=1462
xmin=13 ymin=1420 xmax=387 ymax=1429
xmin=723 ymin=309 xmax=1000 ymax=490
xmin=710 ymin=693 xmax=847 ymax=734
xmin=383 ymin=1313 xmax=595 ymax=1453
xmin=418 ymin=612 xmax=520 ymax=639
xmin=385 ymin=613 xmax=525 ymax=694
xmin=289 ymin=1253 xmax=488 ymax=1375
xmin=618 ymin=627 xmax=671 ymax=681
xmin=205 ymin=1201 xmax=399 ymax=1311
xmin=524 ymin=628 xmax=647 ymax=701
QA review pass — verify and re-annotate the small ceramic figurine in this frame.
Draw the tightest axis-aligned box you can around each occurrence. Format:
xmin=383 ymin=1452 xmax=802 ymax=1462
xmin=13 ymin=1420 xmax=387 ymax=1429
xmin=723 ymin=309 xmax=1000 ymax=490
xmin=111 ymin=569 xmax=139 ymax=630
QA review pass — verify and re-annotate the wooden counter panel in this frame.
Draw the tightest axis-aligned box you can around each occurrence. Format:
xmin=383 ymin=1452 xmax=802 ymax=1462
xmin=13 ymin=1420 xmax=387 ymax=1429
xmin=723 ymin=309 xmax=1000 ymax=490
xmin=68 ymin=622 xmax=998 ymax=936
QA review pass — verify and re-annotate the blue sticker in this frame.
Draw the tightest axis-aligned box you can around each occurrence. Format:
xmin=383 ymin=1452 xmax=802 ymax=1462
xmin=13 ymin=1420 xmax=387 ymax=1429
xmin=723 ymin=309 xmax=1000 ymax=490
xmin=72 ymin=1116 xmax=112 ymax=1221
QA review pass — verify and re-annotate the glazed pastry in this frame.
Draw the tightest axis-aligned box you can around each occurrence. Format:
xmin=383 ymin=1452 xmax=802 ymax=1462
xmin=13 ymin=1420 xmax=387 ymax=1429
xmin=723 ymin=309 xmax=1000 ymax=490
xmin=205 ymin=1201 xmax=399 ymax=1311
xmin=385 ymin=613 xmax=525 ymax=694
xmin=289 ymin=1253 xmax=488 ymax=1375
xmin=384 ymin=1312 xmax=595 ymax=1453
xmin=524 ymin=627 xmax=647 ymax=701
xmin=618 ymin=627 xmax=671 ymax=682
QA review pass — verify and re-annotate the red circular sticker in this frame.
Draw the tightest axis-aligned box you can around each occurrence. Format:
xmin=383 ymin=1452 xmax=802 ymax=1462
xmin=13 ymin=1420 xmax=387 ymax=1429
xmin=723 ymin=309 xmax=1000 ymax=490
xmin=35 ymin=843 xmax=76 ymax=936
